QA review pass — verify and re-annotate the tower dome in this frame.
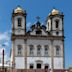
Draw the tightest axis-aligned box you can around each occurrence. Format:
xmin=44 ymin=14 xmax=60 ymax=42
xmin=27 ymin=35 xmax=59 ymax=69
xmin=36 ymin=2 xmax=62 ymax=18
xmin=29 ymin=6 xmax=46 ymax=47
xmin=51 ymin=9 xmax=59 ymax=15
xmin=48 ymin=8 xmax=60 ymax=16
xmin=14 ymin=6 xmax=24 ymax=13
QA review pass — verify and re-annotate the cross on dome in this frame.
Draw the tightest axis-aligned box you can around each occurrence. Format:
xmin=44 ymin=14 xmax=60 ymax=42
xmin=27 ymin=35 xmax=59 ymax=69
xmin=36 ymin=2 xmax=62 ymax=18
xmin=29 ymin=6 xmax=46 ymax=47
xmin=36 ymin=16 xmax=40 ymax=21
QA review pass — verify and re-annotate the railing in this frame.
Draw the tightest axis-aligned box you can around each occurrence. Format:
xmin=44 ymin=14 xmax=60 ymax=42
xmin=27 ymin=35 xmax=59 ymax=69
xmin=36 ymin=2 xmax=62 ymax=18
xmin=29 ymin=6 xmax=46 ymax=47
xmin=27 ymin=69 xmax=48 ymax=72
xmin=16 ymin=69 xmax=49 ymax=72
xmin=16 ymin=69 xmax=72 ymax=72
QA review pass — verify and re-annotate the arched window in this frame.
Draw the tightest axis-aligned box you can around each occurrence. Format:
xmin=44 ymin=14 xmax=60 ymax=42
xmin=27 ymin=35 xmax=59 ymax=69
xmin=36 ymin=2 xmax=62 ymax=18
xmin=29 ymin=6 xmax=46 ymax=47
xmin=29 ymin=45 xmax=34 ymax=56
xmin=55 ymin=19 xmax=59 ymax=28
xmin=44 ymin=45 xmax=49 ymax=56
xmin=56 ymin=46 xmax=60 ymax=56
xmin=17 ymin=45 xmax=22 ymax=55
xmin=18 ymin=18 xmax=22 ymax=27
xmin=37 ymin=45 xmax=41 ymax=56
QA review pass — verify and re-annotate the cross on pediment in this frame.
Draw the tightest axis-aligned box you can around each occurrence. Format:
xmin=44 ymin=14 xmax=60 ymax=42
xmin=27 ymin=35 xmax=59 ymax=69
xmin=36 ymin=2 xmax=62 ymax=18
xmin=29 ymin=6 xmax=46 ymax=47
xmin=36 ymin=16 xmax=40 ymax=21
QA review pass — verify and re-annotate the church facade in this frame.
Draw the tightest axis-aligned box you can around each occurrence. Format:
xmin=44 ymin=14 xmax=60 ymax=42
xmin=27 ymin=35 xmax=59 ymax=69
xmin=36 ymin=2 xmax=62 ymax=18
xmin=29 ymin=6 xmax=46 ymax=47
xmin=10 ymin=6 xmax=65 ymax=72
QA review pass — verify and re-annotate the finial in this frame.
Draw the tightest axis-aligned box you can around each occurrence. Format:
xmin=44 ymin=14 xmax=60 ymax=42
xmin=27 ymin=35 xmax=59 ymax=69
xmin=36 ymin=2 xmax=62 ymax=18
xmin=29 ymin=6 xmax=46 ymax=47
xmin=53 ymin=7 xmax=56 ymax=9
xmin=17 ymin=5 xmax=21 ymax=7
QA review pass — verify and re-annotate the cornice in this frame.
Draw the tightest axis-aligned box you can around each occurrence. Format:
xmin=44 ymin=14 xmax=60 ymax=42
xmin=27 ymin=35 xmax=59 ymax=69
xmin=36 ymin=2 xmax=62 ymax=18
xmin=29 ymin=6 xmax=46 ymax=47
xmin=12 ymin=12 xmax=27 ymax=18
xmin=48 ymin=14 xmax=64 ymax=19
xmin=11 ymin=34 xmax=64 ymax=41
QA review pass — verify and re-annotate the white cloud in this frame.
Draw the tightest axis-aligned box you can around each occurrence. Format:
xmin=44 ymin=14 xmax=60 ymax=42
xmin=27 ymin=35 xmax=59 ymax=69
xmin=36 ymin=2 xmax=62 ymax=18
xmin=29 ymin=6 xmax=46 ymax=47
xmin=0 ymin=31 xmax=10 ymax=64
xmin=4 ymin=42 xmax=9 ymax=47
xmin=27 ymin=22 xmax=32 ymax=27
xmin=0 ymin=32 xmax=10 ymax=41
xmin=4 ymin=30 xmax=12 ymax=34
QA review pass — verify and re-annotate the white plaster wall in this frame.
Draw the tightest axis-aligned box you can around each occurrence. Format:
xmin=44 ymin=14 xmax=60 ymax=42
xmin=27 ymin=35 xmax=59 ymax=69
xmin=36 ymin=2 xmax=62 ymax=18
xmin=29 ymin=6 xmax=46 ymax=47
xmin=14 ymin=39 xmax=25 ymax=56
xmin=15 ymin=57 xmax=25 ymax=69
xmin=46 ymin=19 xmax=51 ymax=31
xmin=54 ymin=57 xmax=63 ymax=69
xmin=53 ymin=40 xmax=63 ymax=46
xmin=27 ymin=40 xmax=51 ymax=45
xmin=30 ymin=29 xmax=36 ymax=35
xmin=27 ymin=57 xmax=51 ymax=69
xmin=41 ymin=29 xmax=47 ymax=35
xmin=15 ymin=29 xmax=25 ymax=35
xmin=13 ymin=15 xmax=25 ymax=35
xmin=52 ymin=31 xmax=62 ymax=36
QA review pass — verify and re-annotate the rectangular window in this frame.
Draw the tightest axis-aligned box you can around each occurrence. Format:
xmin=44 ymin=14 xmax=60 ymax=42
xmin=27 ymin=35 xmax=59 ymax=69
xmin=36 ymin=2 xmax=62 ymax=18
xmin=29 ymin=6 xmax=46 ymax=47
xmin=30 ymin=48 xmax=33 ymax=56
xmin=37 ymin=45 xmax=41 ymax=56
xmin=37 ymin=49 xmax=41 ymax=56
xmin=17 ymin=45 xmax=22 ymax=55
xmin=56 ymin=46 xmax=60 ymax=56
xmin=44 ymin=51 xmax=48 ymax=56
xmin=18 ymin=18 xmax=22 ymax=27
xmin=29 ymin=45 xmax=34 ymax=56
xmin=44 ymin=45 xmax=48 ymax=56
xmin=56 ymin=50 xmax=60 ymax=56
xmin=37 ymin=63 xmax=41 ymax=69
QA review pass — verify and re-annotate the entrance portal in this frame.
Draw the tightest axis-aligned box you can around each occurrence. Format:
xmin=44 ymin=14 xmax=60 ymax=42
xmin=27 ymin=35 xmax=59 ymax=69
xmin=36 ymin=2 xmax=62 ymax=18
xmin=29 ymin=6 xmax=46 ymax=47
xmin=37 ymin=63 xmax=41 ymax=69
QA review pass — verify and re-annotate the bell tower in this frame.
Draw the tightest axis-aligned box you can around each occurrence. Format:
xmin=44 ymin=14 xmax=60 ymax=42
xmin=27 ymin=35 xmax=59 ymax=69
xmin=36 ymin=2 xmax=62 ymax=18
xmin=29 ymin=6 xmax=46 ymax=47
xmin=46 ymin=8 xmax=64 ymax=36
xmin=12 ymin=6 xmax=27 ymax=35
xmin=11 ymin=6 xmax=27 ymax=72
xmin=46 ymin=8 xmax=65 ymax=71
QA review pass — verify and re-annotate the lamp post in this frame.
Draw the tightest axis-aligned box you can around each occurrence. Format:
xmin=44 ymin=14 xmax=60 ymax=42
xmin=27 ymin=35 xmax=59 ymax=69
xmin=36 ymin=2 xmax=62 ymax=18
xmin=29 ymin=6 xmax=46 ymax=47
xmin=2 ymin=44 xmax=7 ymax=72
xmin=2 ymin=49 xmax=4 ymax=72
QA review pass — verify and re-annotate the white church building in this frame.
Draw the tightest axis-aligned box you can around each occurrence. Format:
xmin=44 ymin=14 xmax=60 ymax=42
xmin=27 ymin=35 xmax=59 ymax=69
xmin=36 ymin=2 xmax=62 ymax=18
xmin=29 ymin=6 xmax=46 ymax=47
xmin=10 ymin=6 xmax=65 ymax=72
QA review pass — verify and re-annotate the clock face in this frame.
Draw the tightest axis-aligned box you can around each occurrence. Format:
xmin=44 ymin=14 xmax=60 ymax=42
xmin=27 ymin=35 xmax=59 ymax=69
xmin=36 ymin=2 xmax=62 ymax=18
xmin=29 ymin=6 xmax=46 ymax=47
xmin=18 ymin=28 xmax=21 ymax=32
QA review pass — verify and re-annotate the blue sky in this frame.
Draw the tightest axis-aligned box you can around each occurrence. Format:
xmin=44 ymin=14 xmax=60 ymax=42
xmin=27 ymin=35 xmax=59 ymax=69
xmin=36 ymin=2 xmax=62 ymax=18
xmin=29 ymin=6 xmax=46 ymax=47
xmin=0 ymin=0 xmax=72 ymax=68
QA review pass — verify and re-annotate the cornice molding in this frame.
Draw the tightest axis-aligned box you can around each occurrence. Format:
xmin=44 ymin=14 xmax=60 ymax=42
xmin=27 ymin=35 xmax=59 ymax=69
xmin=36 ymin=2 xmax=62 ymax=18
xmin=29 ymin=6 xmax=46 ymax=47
xmin=11 ymin=34 xmax=64 ymax=41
